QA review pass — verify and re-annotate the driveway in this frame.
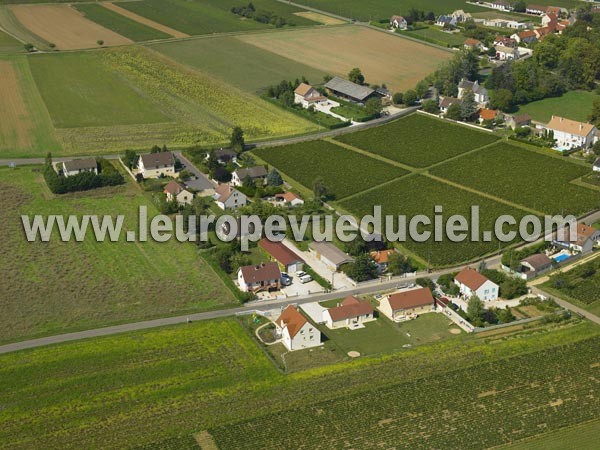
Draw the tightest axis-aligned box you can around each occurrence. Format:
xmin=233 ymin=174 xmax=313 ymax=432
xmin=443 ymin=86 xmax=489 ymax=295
xmin=174 ymin=151 xmax=215 ymax=191
xmin=282 ymin=277 xmax=323 ymax=297
xmin=313 ymin=99 xmax=358 ymax=125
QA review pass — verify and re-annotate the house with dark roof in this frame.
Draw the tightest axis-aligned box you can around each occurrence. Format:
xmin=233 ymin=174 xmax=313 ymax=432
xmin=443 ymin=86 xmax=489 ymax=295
xmin=324 ymin=76 xmax=375 ymax=104
xmin=379 ymin=287 xmax=435 ymax=321
xmin=206 ymin=148 xmax=237 ymax=164
xmin=237 ymin=262 xmax=281 ymax=293
xmin=436 ymin=15 xmax=457 ymax=27
xmin=439 ymin=96 xmax=462 ymax=114
xmin=138 ymin=152 xmax=176 ymax=179
xmin=390 ymin=15 xmax=407 ymax=30
xmin=458 ymin=79 xmax=489 ymax=105
xmin=164 ymin=180 xmax=193 ymax=205
xmin=62 ymin=158 xmax=98 ymax=178
xmin=518 ymin=253 xmax=553 ymax=280
xmin=454 ymin=268 xmax=499 ymax=301
xmin=259 ymin=239 xmax=304 ymax=273
xmin=231 ymin=166 xmax=268 ymax=187
xmin=506 ymin=113 xmax=531 ymax=130
xmin=323 ymin=296 xmax=375 ymax=329
xmin=275 ymin=305 xmax=321 ymax=351
xmin=213 ymin=184 xmax=247 ymax=210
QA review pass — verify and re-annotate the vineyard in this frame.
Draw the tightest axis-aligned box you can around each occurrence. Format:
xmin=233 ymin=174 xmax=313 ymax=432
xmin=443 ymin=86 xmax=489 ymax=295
xmin=340 ymin=175 xmax=532 ymax=266
xmin=252 ymin=140 xmax=409 ymax=200
xmin=335 ymin=113 xmax=499 ymax=168
xmin=430 ymin=142 xmax=599 ymax=215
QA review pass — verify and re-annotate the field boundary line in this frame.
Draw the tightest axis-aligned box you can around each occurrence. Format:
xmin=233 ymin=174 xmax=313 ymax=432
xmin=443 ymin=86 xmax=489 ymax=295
xmin=570 ymin=176 xmax=600 ymax=192
xmin=335 ymin=172 xmax=418 ymax=203
xmin=425 ymin=138 xmax=503 ymax=171
xmin=324 ymin=137 xmax=418 ymax=172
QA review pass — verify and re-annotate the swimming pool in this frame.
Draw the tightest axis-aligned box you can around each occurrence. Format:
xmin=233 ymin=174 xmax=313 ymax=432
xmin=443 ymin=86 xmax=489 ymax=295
xmin=553 ymin=253 xmax=570 ymax=263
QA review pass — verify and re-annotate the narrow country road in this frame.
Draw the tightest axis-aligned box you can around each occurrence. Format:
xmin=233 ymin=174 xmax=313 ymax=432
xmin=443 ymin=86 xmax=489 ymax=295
xmin=530 ymin=286 xmax=600 ymax=326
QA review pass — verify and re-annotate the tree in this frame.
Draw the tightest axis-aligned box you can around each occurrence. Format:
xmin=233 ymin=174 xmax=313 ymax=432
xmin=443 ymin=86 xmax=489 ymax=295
xmin=589 ymin=98 xmax=600 ymax=127
xmin=348 ymin=67 xmax=365 ymax=85
xmin=512 ymin=0 xmax=526 ymax=12
xmin=593 ymin=140 xmax=600 ymax=156
xmin=515 ymin=126 xmax=531 ymax=138
xmin=212 ymin=166 xmax=231 ymax=183
xmin=489 ymin=88 xmax=514 ymax=112
xmin=415 ymin=80 xmax=429 ymax=98
xmin=242 ymin=175 xmax=255 ymax=189
xmin=150 ymin=145 xmax=162 ymax=154
xmin=445 ymin=103 xmax=462 ymax=121
xmin=323 ymin=74 xmax=333 ymax=83
xmin=238 ymin=152 xmax=255 ymax=167
xmin=230 ymin=126 xmax=245 ymax=153
xmin=313 ymin=177 xmax=328 ymax=199
xmin=24 ymin=43 xmax=34 ymax=52
xmin=342 ymin=254 xmax=378 ymax=282
xmin=422 ymin=99 xmax=439 ymax=114
xmin=497 ymin=306 xmax=516 ymax=323
xmin=97 ymin=40 xmax=104 ymax=46
xmin=416 ymin=277 xmax=435 ymax=291
xmin=123 ymin=150 xmax=139 ymax=169
xmin=387 ymin=253 xmax=414 ymax=275
xmin=365 ymin=97 xmax=383 ymax=116
xmin=460 ymin=89 xmax=477 ymax=121
xmin=392 ymin=92 xmax=403 ymax=105
xmin=266 ymin=168 xmax=283 ymax=186
xmin=466 ymin=296 xmax=485 ymax=326
xmin=403 ymin=90 xmax=418 ymax=106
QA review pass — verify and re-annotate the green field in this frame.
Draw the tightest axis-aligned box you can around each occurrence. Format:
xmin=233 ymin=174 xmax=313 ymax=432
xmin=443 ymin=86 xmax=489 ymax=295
xmin=74 ymin=3 xmax=171 ymax=42
xmin=430 ymin=142 xmax=599 ymax=216
xmin=340 ymin=174 xmax=532 ymax=266
xmin=29 ymin=52 xmax=171 ymax=128
xmin=151 ymin=36 xmax=328 ymax=94
xmin=515 ymin=91 xmax=600 ymax=123
xmin=400 ymin=25 xmax=467 ymax=47
xmin=0 ymin=27 xmax=21 ymax=53
xmin=0 ymin=166 xmax=237 ymax=344
xmin=335 ymin=114 xmax=499 ymax=168
xmin=116 ymin=0 xmax=317 ymax=36
xmin=498 ymin=420 xmax=600 ymax=450
xmin=252 ymin=140 xmax=408 ymax=199
xmin=0 ymin=313 xmax=597 ymax=449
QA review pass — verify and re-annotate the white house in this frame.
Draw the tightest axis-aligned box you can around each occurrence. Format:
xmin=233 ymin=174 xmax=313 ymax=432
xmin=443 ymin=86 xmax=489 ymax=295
xmin=511 ymin=30 xmax=538 ymax=45
xmin=436 ymin=15 xmax=457 ymax=27
xmin=213 ymin=184 xmax=247 ymax=210
xmin=452 ymin=10 xmax=472 ymax=23
xmin=164 ymin=180 xmax=193 ymax=205
xmin=293 ymin=83 xmax=327 ymax=108
xmin=275 ymin=305 xmax=321 ymax=351
xmin=458 ymin=79 xmax=489 ymax=105
xmin=553 ymin=223 xmax=600 ymax=254
xmin=274 ymin=191 xmax=304 ymax=207
xmin=464 ymin=38 xmax=485 ymax=51
xmin=138 ymin=152 xmax=176 ymax=179
xmin=439 ymin=96 xmax=462 ymax=114
xmin=490 ymin=0 xmax=511 ymax=11
xmin=231 ymin=166 xmax=268 ymax=187
xmin=526 ymin=4 xmax=548 ymax=15
xmin=389 ymin=15 xmax=407 ymax=30
xmin=454 ymin=268 xmax=499 ymax=301
xmin=62 ymin=158 xmax=98 ymax=177
xmin=538 ymin=116 xmax=598 ymax=150
xmin=495 ymin=44 xmax=520 ymax=60
xmin=323 ymin=296 xmax=375 ymax=330
xmin=378 ymin=287 xmax=435 ymax=322
xmin=482 ymin=18 xmax=528 ymax=29
xmin=237 ymin=262 xmax=281 ymax=293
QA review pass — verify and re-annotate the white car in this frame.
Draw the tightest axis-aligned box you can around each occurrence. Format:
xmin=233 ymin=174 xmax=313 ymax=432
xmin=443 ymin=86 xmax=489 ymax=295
xmin=295 ymin=271 xmax=313 ymax=284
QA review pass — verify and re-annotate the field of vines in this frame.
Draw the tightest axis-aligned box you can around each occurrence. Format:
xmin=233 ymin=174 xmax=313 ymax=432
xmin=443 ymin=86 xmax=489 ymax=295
xmin=253 ymin=140 xmax=408 ymax=199
xmin=340 ymin=174 xmax=532 ymax=266
xmin=335 ymin=113 xmax=499 ymax=168
xmin=430 ymin=142 xmax=599 ymax=216
xmin=210 ymin=334 xmax=600 ymax=449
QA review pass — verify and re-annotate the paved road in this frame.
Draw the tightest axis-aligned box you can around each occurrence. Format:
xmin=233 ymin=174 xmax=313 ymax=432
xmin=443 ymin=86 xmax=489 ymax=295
xmin=175 ymin=151 xmax=215 ymax=191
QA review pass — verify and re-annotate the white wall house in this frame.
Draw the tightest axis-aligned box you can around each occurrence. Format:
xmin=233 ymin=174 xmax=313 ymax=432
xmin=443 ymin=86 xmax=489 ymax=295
xmin=237 ymin=262 xmax=281 ymax=293
xmin=458 ymin=79 xmax=489 ymax=105
xmin=294 ymin=83 xmax=327 ymax=108
xmin=454 ymin=268 xmax=499 ymax=301
xmin=275 ymin=305 xmax=321 ymax=351
xmin=164 ymin=180 xmax=193 ymax=205
xmin=389 ymin=15 xmax=407 ymax=30
xmin=378 ymin=287 xmax=435 ymax=322
xmin=322 ymin=296 xmax=375 ymax=330
xmin=62 ymin=158 xmax=98 ymax=178
xmin=538 ymin=116 xmax=597 ymax=150
xmin=231 ymin=166 xmax=267 ymax=187
xmin=213 ymin=184 xmax=247 ymax=210
xmin=138 ymin=152 xmax=176 ymax=179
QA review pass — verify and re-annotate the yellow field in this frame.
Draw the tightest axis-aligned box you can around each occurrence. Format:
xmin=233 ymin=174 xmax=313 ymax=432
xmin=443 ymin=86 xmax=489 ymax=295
xmin=101 ymin=2 xmax=189 ymax=38
xmin=293 ymin=11 xmax=346 ymax=25
xmin=238 ymin=25 xmax=452 ymax=92
xmin=11 ymin=4 xmax=131 ymax=50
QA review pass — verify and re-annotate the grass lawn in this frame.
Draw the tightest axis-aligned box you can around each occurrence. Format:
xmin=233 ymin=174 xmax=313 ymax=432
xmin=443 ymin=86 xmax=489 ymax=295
xmin=498 ymin=420 xmax=600 ymax=450
xmin=74 ymin=3 xmax=171 ymax=41
xmin=151 ymin=36 xmax=328 ymax=94
xmin=0 ymin=28 xmax=22 ymax=53
xmin=515 ymin=91 xmax=600 ymax=123
xmin=0 ymin=166 xmax=237 ymax=343
xmin=401 ymin=25 xmax=467 ymax=47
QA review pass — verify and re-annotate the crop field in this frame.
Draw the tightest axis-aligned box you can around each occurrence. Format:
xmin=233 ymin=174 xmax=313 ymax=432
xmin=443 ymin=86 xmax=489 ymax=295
xmin=10 ymin=4 xmax=132 ymax=50
xmin=0 ymin=56 xmax=61 ymax=156
xmin=294 ymin=11 xmax=346 ymax=25
xmin=252 ymin=140 xmax=408 ymax=199
xmin=340 ymin=174 xmax=532 ymax=266
xmin=0 ymin=27 xmax=21 ymax=53
xmin=515 ymin=91 xmax=600 ymax=123
xmin=0 ymin=313 xmax=597 ymax=449
xmin=115 ymin=0 xmax=317 ymax=36
xmin=542 ymin=257 xmax=600 ymax=316
xmin=238 ymin=25 xmax=453 ymax=92
xmin=0 ymin=166 xmax=237 ymax=344
xmin=151 ymin=36 xmax=328 ymax=94
xmin=335 ymin=113 xmax=499 ymax=168
xmin=430 ymin=142 xmax=599 ymax=216
xmin=401 ymin=25 xmax=468 ymax=47
xmin=498 ymin=419 xmax=600 ymax=450
xmin=101 ymin=2 xmax=189 ymax=38
xmin=73 ymin=3 xmax=171 ymax=42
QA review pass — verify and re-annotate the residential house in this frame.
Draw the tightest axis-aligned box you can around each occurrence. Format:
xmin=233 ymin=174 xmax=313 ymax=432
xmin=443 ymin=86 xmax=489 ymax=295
xmin=534 ymin=26 xmax=555 ymax=39
xmin=593 ymin=157 xmax=600 ymax=173
xmin=439 ymin=96 xmax=462 ymax=114
xmin=207 ymin=148 xmax=237 ymax=165
xmin=541 ymin=12 xmax=559 ymax=28
xmin=164 ymin=180 xmax=193 ymax=205
xmin=458 ymin=79 xmax=489 ymax=105
xmin=138 ymin=152 xmax=176 ymax=179
xmin=237 ymin=262 xmax=281 ymax=293
xmin=454 ymin=267 xmax=499 ymax=301
xmin=494 ymin=36 xmax=517 ymax=48
xmin=370 ymin=249 xmax=397 ymax=273
xmin=452 ymin=9 xmax=472 ymax=23
xmin=231 ymin=166 xmax=268 ymax=187
xmin=464 ymin=38 xmax=484 ymax=51
xmin=62 ymin=158 xmax=98 ymax=177
xmin=481 ymin=18 xmax=528 ymax=29
xmin=554 ymin=223 xmax=600 ymax=254
xmin=274 ymin=191 xmax=304 ymax=207
xmin=275 ymin=305 xmax=321 ymax=351
xmin=293 ymin=83 xmax=327 ymax=108
xmin=490 ymin=0 xmax=511 ymax=11
xmin=436 ymin=15 xmax=457 ymax=27
xmin=506 ymin=113 xmax=532 ymax=129
xmin=495 ymin=44 xmax=520 ymax=60
xmin=526 ymin=4 xmax=548 ymax=15
xmin=379 ymin=287 xmax=435 ymax=321
xmin=389 ymin=15 xmax=407 ymax=30
xmin=309 ymin=241 xmax=354 ymax=270
xmin=324 ymin=76 xmax=375 ymax=104
xmin=518 ymin=253 xmax=553 ymax=280
xmin=479 ymin=109 xmax=501 ymax=123
xmin=323 ymin=296 xmax=375 ymax=329
xmin=512 ymin=29 xmax=538 ymax=45
xmin=538 ymin=116 xmax=598 ymax=150
xmin=259 ymin=238 xmax=305 ymax=274
xmin=213 ymin=184 xmax=247 ymax=210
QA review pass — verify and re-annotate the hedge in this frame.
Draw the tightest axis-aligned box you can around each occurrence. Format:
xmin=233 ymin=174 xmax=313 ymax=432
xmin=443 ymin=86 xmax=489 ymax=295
xmin=44 ymin=159 xmax=125 ymax=194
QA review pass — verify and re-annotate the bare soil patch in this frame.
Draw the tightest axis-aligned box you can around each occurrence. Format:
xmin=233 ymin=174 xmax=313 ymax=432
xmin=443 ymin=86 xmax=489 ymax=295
xmin=11 ymin=4 xmax=132 ymax=50
xmin=101 ymin=2 xmax=189 ymax=38
xmin=293 ymin=11 xmax=345 ymax=25
xmin=0 ymin=60 xmax=32 ymax=148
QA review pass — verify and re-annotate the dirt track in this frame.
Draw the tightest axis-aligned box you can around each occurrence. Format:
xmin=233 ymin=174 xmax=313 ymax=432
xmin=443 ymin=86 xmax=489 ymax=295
xmin=101 ymin=2 xmax=189 ymax=39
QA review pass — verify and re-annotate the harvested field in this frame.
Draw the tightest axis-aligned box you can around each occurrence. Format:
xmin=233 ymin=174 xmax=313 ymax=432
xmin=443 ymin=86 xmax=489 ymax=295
xmin=11 ymin=4 xmax=131 ymax=50
xmin=293 ymin=11 xmax=345 ymax=25
xmin=101 ymin=2 xmax=188 ymax=38
xmin=238 ymin=25 xmax=452 ymax=92
xmin=0 ymin=60 xmax=31 ymax=148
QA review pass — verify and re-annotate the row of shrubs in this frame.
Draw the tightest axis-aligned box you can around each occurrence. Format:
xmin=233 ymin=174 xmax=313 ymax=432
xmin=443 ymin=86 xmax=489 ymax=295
xmin=44 ymin=158 xmax=124 ymax=194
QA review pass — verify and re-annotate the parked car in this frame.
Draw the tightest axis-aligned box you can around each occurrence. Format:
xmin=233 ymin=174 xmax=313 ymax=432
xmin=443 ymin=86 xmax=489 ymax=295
xmin=295 ymin=271 xmax=313 ymax=284
xmin=281 ymin=272 xmax=292 ymax=286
